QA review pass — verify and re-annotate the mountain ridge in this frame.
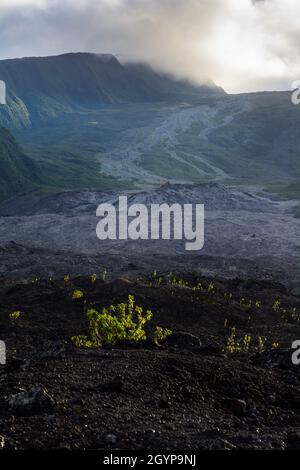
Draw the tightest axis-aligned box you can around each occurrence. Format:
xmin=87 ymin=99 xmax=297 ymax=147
xmin=0 ymin=52 xmax=224 ymax=129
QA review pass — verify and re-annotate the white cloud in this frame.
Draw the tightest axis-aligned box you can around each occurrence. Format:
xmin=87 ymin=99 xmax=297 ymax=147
xmin=0 ymin=0 xmax=46 ymax=6
xmin=0 ymin=0 xmax=299 ymax=93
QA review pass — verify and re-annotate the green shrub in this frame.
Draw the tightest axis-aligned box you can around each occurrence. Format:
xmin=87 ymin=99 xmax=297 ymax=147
xmin=71 ymin=295 xmax=172 ymax=348
xmin=72 ymin=289 xmax=84 ymax=300
xmin=9 ymin=310 xmax=22 ymax=322
xmin=154 ymin=326 xmax=172 ymax=345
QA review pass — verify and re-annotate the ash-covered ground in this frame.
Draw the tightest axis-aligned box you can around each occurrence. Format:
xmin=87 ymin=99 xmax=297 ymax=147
xmin=0 ymin=183 xmax=299 ymax=292
xmin=1 ymin=274 xmax=300 ymax=450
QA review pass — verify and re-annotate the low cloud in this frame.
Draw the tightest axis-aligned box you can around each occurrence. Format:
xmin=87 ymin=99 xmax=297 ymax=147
xmin=0 ymin=0 xmax=299 ymax=93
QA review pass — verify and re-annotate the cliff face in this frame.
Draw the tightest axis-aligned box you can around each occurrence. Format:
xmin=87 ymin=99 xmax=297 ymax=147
xmin=0 ymin=52 xmax=224 ymax=129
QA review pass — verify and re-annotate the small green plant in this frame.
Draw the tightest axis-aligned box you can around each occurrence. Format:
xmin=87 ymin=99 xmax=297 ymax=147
xmin=170 ymin=277 xmax=188 ymax=288
xmin=272 ymin=299 xmax=281 ymax=312
xmin=71 ymin=295 xmax=172 ymax=348
xmin=193 ymin=282 xmax=203 ymax=291
xmin=64 ymin=275 xmax=70 ymax=283
xmin=255 ymin=335 xmax=267 ymax=353
xmin=72 ymin=289 xmax=84 ymax=300
xmin=151 ymin=271 xmax=163 ymax=286
xmin=9 ymin=311 xmax=22 ymax=322
xmin=281 ymin=307 xmax=300 ymax=323
xmin=224 ymin=328 xmax=272 ymax=355
xmin=242 ymin=334 xmax=252 ymax=352
xmin=71 ymin=335 xmax=93 ymax=348
xmin=224 ymin=329 xmax=252 ymax=354
xmin=154 ymin=326 xmax=172 ymax=345
xmin=90 ymin=273 xmax=97 ymax=284
xmin=207 ymin=281 xmax=215 ymax=293
xmin=224 ymin=327 xmax=240 ymax=354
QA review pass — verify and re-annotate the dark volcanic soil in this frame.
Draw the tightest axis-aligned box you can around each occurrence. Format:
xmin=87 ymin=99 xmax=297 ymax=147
xmin=1 ymin=273 xmax=300 ymax=450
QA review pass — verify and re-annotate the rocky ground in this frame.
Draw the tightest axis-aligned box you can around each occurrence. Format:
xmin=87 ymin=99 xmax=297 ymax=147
xmin=1 ymin=272 xmax=300 ymax=450
xmin=0 ymin=183 xmax=299 ymax=293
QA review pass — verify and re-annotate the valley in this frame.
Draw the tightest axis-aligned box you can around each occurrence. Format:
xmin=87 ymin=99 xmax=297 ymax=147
xmin=12 ymin=91 xmax=300 ymax=198
xmin=0 ymin=52 xmax=300 ymax=452
xmin=0 ymin=53 xmax=299 ymax=202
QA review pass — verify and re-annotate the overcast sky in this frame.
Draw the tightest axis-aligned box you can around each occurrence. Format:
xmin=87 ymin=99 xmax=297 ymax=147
xmin=0 ymin=0 xmax=299 ymax=93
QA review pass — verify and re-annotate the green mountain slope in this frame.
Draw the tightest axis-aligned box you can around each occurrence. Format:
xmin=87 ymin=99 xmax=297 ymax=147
xmin=0 ymin=126 xmax=40 ymax=200
xmin=0 ymin=53 xmax=224 ymax=129
xmin=0 ymin=53 xmax=298 ymax=202
xmin=15 ymin=92 xmax=300 ymax=199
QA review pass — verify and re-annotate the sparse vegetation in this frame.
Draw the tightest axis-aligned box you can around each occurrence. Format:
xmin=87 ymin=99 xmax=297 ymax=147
xmin=224 ymin=327 xmax=276 ymax=354
xmin=9 ymin=311 xmax=22 ymax=322
xmin=72 ymin=289 xmax=84 ymax=300
xmin=154 ymin=326 xmax=172 ymax=346
xmin=1 ymin=272 xmax=300 ymax=450
xmin=272 ymin=299 xmax=281 ymax=312
xmin=71 ymin=295 xmax=172 ymax=348
xmin=90 ymin=273 xmax=97 ymax=284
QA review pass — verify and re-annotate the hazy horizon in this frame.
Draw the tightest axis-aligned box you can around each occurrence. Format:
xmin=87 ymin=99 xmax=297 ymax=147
xmin=0 ymin=0 xmax=299 ymax=94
